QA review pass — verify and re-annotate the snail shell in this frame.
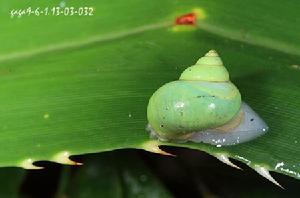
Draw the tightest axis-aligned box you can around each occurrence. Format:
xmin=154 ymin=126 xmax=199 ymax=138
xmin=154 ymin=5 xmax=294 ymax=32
xmin=146 ymin=50 xmax=268 ymax=146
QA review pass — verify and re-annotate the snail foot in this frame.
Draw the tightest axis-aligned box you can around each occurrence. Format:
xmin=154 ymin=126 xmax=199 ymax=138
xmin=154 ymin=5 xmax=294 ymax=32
xmin=190 ymin=102 xmax=269 ymax=146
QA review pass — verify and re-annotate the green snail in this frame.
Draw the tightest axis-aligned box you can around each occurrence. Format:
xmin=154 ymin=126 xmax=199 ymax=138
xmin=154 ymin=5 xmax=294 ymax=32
xmin=146 ymin=50 xmax=268 ymax=146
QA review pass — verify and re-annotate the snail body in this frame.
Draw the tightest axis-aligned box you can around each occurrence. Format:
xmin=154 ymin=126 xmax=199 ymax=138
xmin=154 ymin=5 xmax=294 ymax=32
xmin=146 ymin=50 xmax=268 ymax=146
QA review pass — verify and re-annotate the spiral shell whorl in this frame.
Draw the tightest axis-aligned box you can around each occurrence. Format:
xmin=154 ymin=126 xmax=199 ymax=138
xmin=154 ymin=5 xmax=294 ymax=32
xmin=179 ymin=50 xmax=230 ymax=82
xmin=147 ymin=49 xmax=268 ymax=146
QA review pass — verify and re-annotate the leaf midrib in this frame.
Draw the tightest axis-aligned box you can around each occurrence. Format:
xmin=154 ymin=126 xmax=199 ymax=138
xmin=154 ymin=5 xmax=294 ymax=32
xmin=197 ymin=22 xmax=300 ymax=56
xmin=0 ymin=21 xmax=171 ymax=63
xmin=1 ymin=19 xmax=299 ymax=64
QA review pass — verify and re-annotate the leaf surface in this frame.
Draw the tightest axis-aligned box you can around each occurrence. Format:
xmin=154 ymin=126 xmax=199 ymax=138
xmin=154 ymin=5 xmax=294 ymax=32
xmin=0 ymin=0 xmax=299 ymax=183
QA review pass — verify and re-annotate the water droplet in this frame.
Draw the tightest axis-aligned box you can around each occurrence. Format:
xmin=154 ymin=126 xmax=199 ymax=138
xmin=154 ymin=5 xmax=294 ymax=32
xmin=275 ymin=162 xmax=284 ymax=170
xmin=43 ymin=113 xmax=50 ymax=119
xmin=59 ymin=1 xmax=66 ymax=7
xmin=175 ymin=101 xmax=185 ymax=108
xmin=235 ymin=155 xmax=251 ymax=165
xmin=291 ymin=65 xmax=300 ymax=70
xmin=208 ymin=103 xmax=216 ymax=109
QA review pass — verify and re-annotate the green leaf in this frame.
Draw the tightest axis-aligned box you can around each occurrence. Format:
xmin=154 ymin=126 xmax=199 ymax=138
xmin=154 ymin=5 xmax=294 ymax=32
xmin=57 ymin=151 xmax=172 ymax=198
xmin=0 ymin=0 xmax=299 ymax=184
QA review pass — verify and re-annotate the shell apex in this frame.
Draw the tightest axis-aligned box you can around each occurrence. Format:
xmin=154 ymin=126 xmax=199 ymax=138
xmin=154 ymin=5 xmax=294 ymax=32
xmin=179 ymin=49 xmax=230 ymax=82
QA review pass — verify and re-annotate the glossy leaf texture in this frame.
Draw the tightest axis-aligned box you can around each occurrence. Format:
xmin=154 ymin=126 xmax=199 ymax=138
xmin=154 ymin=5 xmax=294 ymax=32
xmin=0 ymin=0 xmax=299 ymax=183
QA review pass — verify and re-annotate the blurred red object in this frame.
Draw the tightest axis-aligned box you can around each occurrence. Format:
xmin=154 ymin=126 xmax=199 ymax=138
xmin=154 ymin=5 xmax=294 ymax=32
xmin=175 ymin=13 xmax=196 ymax=25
